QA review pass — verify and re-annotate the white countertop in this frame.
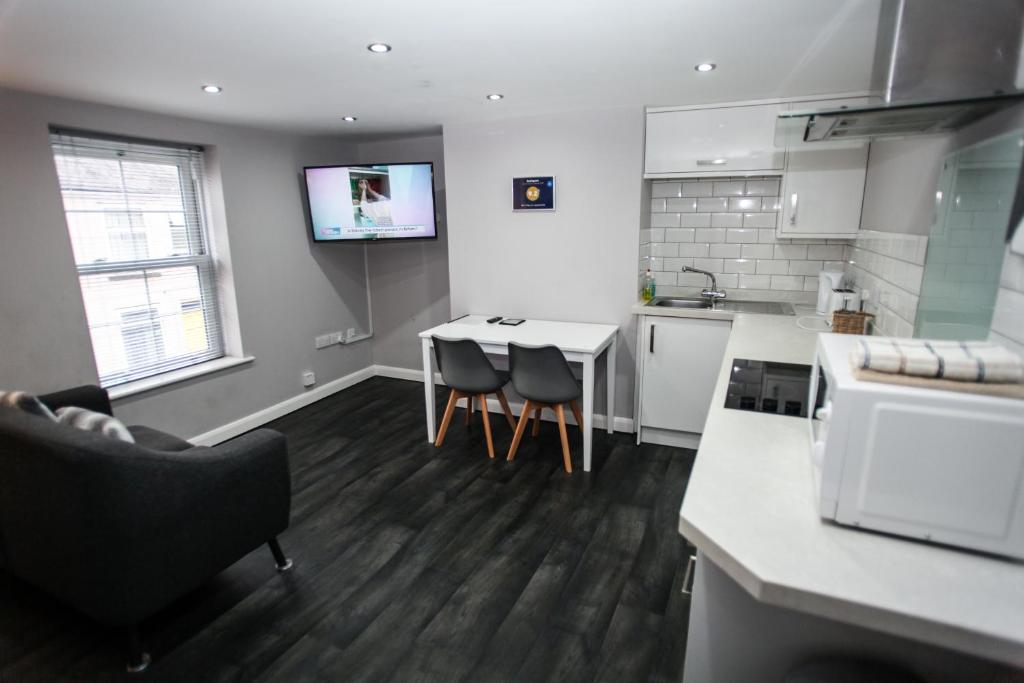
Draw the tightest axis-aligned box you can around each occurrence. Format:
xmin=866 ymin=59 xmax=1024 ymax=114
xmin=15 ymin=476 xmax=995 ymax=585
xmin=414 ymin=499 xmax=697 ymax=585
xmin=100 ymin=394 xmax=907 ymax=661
xmin=678 ymin=313 xmax=1024 ymax=668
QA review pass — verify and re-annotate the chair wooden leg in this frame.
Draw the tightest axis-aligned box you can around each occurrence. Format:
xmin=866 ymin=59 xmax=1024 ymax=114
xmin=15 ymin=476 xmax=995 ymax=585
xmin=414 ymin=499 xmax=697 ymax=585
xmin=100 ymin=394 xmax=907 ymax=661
xmin=507 ymin=400 xmax=532 ymax=461
xmin=478 ymin=393 xmax=495 ymax=458
xmin=496 ymin=389 xmax=515 ymax=429
xmin=532 ymin=407 xmax=543 ymax=436
xmin=555 ymin=404 xmax=573 ymax=474
xmin=435 ymin=390 xmax=460 ymax=447
xmin=465 ymin=395 xmax=473 ymax=426
xmin=569 ymin=399 xmax=585 ymax=434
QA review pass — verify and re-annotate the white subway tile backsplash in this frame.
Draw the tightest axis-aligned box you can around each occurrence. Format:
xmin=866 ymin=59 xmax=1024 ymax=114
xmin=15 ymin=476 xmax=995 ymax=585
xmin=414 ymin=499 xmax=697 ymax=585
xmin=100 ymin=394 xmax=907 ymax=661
xmin=789 ymin=260 xmax=824 ymax=276
xmin=678 ymin=242 xmax=711 ymax=257
xmin=651 ymin=213 xmax=681 ymax=228
xmin=681 ymin=181 xmax=714 ymax=197
xmin=650 ymin=242 xmax=679 ymax=257
xmin=725 ymin=228 xmax=759 ymax=243
xmin=741 ymin=243 xmax=775 ymax=259
xmin=709 ymin=243 xmax=742 ymax=259
xmin=713 ymin=180 xmax=745 ymax=196
xmin=723 ymin=258 xmax=757 ymax=274
xmin=771 ymin=275 xmax=805 ymax=290
xmin=667 ymin=197 xmax=699 ymax=213
xmin=844 ymin=231 xmax=930 ymax=336
xmin=736 ymin=274 xmax=772 ymax=289
xmin=742 ymin=212 xmax=777 ymax=228
xmin=728 ymin=197 xmax=761 ymax=212
xmin=744 ymin=178 xmax=780 ymax=196
xmin=756 ymin=259 xmax=790 ymax=275
xmin=641 ymin=175 xmax=846 ymax=301
xmin=665 ymin=228 xmax=696 ymax=242
xmin=711 ymin=213 xmax=743 ymax=228
xmin=695 ymin=227 xmax=727 ymax=243
xmin=680 ymin=213 xmax=712 ymax=228
xmin=773 ymin=244 xmax=807 ymax=260
xmin=652 ymin=182 xmax=682 ymax=198
xmin=697 ymin=197 xmax=729 ymax=212
xmin=693 ymin=258 xmax=724 ymax=272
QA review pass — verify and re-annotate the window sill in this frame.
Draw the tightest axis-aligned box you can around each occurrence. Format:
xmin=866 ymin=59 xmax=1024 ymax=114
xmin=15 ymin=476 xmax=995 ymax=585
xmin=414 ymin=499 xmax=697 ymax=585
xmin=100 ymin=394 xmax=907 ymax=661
xmin=108 ymin=356 xmax=254 ymax=401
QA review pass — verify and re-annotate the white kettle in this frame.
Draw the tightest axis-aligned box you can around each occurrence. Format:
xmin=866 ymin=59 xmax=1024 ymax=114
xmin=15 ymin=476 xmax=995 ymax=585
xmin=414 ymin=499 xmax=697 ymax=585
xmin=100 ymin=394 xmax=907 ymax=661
xmin=817 ymin=270 xmax=844 ymax=314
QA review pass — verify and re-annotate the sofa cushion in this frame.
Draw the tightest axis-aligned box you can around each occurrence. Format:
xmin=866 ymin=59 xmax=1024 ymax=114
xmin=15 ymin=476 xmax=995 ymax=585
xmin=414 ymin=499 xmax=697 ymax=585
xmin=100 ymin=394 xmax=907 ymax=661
xmin=127 ymin=425 xmax=193 ymax=452
xmin=55 ymin=406 xmax=135 ymax=443
xmin=0 ymin=391 xmax=57 ymax=420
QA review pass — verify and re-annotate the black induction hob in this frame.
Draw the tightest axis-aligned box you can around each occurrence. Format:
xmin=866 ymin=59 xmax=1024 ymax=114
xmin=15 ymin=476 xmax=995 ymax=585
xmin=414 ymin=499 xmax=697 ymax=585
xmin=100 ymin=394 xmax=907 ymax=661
xmin=724 ymin=358 xmax=815 ymax=417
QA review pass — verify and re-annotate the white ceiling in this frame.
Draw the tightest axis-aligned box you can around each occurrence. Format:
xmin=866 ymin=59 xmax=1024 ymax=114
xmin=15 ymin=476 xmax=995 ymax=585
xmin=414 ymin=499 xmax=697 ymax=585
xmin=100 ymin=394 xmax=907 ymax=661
xmin=0 ymin=0 xmax=882 ymax=137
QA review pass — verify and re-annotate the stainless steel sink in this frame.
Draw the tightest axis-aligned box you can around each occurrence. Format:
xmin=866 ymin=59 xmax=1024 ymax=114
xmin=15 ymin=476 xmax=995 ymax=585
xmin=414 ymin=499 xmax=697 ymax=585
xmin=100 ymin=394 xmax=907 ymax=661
xmin=647 ymin=297 xmax=794 ymax=315
xmin=649 ymin=297 xmax=713 ymax=309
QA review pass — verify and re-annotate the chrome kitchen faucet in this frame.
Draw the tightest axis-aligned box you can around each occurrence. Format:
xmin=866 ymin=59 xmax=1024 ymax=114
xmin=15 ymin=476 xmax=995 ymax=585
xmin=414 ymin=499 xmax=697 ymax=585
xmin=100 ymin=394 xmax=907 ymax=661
xmin=681 ymin=265 xmax=727 ymax=300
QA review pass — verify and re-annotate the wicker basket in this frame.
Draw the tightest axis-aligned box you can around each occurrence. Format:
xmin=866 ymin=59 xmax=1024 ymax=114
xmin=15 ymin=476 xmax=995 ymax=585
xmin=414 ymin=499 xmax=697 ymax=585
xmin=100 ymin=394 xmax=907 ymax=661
xmin=831 ymin=310 xmax=874 ymax=335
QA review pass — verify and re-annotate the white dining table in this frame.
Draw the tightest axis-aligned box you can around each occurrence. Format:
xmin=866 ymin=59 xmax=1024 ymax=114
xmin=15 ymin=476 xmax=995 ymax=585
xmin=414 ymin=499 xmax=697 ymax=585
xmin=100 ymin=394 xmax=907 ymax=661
xmin=418 ymin=315 xmax=619 ymax=472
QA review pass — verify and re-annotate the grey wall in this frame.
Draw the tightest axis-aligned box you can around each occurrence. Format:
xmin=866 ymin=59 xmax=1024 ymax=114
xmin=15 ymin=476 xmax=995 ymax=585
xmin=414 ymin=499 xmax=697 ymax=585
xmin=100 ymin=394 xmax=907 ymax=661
xmin=0 ymin=87 xmax=372 ymax=438
xmin=443 ymin=106 xmax=645 ymax=420
xmin=355 ymin=134 xmax=450 ymax=370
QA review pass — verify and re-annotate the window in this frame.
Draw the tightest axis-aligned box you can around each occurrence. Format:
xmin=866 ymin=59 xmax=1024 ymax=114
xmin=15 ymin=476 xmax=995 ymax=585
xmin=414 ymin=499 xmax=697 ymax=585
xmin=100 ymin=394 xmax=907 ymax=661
xmin=50 ymin=129 xmax=225 ymax=388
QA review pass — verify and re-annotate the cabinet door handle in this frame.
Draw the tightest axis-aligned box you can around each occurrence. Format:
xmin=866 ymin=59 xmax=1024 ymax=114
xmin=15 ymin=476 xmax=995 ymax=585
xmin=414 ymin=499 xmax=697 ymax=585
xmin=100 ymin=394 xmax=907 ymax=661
xmin=650 ymin=324 xmax=655 ymax=353
xmin=681 ymin=554 xmax=697 ymax=595
xmin=696 ymin=159 xmax=727 ymax=166
xmin=789 ymin=192 xmax=799 ymax=225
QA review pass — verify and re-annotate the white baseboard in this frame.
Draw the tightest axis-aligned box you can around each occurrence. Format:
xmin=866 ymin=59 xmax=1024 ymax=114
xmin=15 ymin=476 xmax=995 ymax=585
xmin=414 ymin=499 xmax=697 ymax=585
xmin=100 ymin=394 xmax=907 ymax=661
xmin=189 ymin=365 xmax=376 ymax=445
xmin=189 ymin=363 xmax=635 ymax=446
xmin=639 ymin=426 xmax=701 ymax=449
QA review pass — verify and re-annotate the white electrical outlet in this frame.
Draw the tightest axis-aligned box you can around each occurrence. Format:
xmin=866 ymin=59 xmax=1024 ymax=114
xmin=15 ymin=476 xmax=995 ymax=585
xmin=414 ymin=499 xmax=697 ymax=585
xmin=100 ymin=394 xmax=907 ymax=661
xmin=302 ymin=371 xmax=316 ymax=387
xmin=314 ymin=334 xmax=331 ymax=349
xmin=329 ymin=332 xmax=343 ymax=345
xmin=346 ymin=328 xmax=357 ymax=340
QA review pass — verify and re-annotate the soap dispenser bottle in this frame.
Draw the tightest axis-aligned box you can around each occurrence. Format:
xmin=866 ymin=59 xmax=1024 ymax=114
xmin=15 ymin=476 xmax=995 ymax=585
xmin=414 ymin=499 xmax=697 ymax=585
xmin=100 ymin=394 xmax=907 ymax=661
xmin=642 ymin=269 xmax=656 ymax=301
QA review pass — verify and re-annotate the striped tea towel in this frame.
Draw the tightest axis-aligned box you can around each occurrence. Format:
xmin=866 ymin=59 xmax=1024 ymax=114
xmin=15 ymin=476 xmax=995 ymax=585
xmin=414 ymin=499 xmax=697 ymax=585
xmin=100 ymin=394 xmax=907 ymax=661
xmin=851 ymin=338 xmax=1024 ymax=384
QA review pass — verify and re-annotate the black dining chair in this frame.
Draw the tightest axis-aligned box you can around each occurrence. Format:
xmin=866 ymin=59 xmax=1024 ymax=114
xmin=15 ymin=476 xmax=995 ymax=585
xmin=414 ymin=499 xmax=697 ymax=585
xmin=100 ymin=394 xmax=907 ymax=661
xmin=432 ymin=336 xmax=516 ymax=458
xmin=506 ymin=343 xmax=584 ymax=473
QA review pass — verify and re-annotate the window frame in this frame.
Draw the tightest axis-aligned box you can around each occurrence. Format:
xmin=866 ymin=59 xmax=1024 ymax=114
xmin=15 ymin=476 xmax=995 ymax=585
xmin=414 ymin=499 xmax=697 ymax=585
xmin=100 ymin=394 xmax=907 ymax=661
xmin=50 ymin=130 xmax=227 ymax=389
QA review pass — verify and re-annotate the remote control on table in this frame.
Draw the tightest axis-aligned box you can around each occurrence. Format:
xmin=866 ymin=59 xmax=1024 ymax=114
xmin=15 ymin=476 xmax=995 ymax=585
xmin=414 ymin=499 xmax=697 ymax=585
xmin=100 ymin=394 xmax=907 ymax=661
xmin=486 ymin=316 xmax=503 ymax=324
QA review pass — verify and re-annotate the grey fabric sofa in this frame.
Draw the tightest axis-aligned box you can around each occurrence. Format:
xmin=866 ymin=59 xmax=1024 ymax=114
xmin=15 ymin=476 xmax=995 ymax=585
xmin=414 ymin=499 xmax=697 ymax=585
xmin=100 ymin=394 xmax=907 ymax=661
xmin=0 ymin=385 xmax=293 ymax=672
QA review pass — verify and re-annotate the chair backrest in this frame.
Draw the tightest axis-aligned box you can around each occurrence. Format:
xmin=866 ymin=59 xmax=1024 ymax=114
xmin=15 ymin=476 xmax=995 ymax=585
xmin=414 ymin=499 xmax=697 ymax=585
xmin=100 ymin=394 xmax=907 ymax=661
xmin=432 ymin=337 xmax=502 ymax=393
xmin=508 ymin=343 xmax=580 ymax=403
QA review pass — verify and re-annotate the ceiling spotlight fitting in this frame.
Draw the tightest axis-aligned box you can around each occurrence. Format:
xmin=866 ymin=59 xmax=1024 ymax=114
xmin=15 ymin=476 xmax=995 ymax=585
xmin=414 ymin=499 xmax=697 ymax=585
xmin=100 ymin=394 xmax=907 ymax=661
xmin=486 ymin=93 xmax=504 ymax=101
xmin=342 ymin=116 xmax=358 ymax=122
xmin=367 ymin=43 xmax=391 ymax=53
xmin=201 ymin=84 xmax=222 ymax=94
xmin=695 ymin=63 xmax=716 ymax=72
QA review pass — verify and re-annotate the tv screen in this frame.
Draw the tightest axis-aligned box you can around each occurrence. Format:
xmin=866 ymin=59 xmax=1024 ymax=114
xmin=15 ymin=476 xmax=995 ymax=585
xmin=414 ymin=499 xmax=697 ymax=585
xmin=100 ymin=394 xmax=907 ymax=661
xmin=303 ymin=162 xmax=437 ymax=242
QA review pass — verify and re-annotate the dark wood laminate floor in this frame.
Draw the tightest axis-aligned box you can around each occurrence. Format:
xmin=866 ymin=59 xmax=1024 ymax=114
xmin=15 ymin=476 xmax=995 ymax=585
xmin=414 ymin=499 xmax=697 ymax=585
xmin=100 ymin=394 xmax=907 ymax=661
xmin=0 ymin=377 xmax=696 ymax=682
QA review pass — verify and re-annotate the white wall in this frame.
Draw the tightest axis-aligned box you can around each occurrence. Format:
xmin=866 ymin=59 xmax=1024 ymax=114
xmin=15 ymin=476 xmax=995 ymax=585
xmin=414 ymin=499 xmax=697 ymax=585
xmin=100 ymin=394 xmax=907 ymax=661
xmin=443 ymin=106 xmax=645 ymax=419
xmin=355 ymin=134 xmax=451 ymax=371
xmin=0 ymin=88 xmax=371 ymax=438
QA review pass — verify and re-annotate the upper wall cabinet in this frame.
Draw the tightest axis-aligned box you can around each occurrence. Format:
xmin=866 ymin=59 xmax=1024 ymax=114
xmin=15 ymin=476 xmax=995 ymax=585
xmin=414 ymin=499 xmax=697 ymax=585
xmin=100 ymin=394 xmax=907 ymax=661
xmin=777 ymin=145 xmax=869 ymax=238
xmin=644 ymin=104 xmax=786 ymax=177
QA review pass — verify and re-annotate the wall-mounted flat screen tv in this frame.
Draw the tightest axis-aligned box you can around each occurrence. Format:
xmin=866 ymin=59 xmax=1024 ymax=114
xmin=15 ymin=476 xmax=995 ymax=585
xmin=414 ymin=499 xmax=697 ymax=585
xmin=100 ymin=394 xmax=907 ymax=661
xmin=303 ymin=162 xmax=437 ymax=242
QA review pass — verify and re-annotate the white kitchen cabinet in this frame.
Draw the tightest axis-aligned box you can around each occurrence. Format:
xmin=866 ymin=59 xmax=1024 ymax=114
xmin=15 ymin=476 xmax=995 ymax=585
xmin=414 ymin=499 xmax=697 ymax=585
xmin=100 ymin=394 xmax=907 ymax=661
xmin=777 ymin=144 xmax=869 ymax=238
xmin=638 ymin=316 xmax=732 ymax=434
xmin=644 ymin=104 xmax=785 ymax=177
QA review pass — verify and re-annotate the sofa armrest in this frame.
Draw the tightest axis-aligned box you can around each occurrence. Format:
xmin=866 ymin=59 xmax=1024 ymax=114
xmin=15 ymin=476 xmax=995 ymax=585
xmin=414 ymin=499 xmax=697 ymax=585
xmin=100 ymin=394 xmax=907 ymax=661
xmin=38 ymin=385 xmax=112 ymax=416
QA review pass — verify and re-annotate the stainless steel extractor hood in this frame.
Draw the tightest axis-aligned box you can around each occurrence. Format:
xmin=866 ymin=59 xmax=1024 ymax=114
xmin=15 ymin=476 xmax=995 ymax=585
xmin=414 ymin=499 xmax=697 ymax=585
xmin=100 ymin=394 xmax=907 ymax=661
xmin=777 ymin=0 xmax=1024 ymax=144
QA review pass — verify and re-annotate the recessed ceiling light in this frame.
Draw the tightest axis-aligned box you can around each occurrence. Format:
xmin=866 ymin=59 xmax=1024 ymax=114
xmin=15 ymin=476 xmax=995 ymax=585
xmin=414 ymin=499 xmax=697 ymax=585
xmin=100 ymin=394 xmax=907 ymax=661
xmin=486 ymin=93 xmax=504 ymax=101
xmin=201 ymin=84 xmax=222 ymax=94
xmin=694 ymin=63 xmax=716 ymax=73
xmin=367 ymin=43 xmax=391 ymax=53
xmin=342 ymin=116 xmax=358 ymax=122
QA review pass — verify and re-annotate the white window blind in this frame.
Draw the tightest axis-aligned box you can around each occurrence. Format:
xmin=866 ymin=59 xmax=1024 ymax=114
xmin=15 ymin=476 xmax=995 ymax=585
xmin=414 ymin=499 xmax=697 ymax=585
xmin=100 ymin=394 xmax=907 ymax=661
xmin=50 ymin=129 xmax=225 ymax=388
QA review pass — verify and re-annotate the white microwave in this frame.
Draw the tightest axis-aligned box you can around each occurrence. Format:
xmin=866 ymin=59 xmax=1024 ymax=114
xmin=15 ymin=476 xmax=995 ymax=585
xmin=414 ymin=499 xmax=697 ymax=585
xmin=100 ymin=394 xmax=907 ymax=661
xmin=809 ymin=334 xmax=1024 ymax=559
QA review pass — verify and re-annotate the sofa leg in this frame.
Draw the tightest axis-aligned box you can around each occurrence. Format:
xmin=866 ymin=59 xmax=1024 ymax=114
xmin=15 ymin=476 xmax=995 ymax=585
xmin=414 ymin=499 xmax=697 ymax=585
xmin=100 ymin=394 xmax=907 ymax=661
xmin=125 ymin=627 xmax=151 ymax=674
xmin=268 ymin=538 xmax=293 ymax=572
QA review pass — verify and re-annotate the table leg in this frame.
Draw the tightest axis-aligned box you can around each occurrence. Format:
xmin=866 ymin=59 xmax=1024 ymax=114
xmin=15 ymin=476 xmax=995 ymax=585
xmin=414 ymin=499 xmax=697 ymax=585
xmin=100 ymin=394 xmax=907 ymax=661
xmin=582 ymin=354 xmax=595 ymax=472
xmin=606 ymin=336 xmax=617 ymax=434
xmin=422 ymin=338 xmax=436 ymax=443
